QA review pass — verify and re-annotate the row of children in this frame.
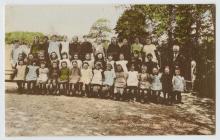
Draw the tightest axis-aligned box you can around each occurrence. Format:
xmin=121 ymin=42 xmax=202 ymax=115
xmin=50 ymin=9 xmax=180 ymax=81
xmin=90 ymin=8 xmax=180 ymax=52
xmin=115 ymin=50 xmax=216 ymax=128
xmin=13 ymin=49 xmax=185 ymax=105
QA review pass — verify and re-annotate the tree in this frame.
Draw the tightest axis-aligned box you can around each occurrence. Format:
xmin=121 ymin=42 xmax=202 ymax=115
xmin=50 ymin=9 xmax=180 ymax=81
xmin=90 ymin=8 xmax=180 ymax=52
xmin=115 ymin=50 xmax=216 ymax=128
xmin=87 ymin=18 xmax=112 ymax=42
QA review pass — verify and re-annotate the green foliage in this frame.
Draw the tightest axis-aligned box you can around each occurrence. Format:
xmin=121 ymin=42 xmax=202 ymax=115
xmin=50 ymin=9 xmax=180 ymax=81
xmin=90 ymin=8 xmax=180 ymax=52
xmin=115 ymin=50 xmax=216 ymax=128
xmin=5 ymin=31 xmax=44 ymax=44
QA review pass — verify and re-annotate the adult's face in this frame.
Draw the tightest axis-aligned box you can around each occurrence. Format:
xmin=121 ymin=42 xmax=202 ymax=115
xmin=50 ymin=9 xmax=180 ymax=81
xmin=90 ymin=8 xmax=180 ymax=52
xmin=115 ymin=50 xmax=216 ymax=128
xmin=146 ymin=39 xmax=151 ymax=45
xmin=123 ymin=39 xmax=128 ymax=45
xmin=34 ymin=36 xmax=39 ymax=43
xmin=111 ymin=37 xmax=117 ymax=44
xmin=135 ymin=38 xmax=139 ymax=43
xmin=72 ymin=36 xmax=78 ymax=42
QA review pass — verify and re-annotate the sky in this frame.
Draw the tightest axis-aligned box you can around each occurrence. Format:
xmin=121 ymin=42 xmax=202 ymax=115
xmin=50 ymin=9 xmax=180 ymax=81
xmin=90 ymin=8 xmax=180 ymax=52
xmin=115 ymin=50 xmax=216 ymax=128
xmin=5 ymin=5 xmax=125 ymax=38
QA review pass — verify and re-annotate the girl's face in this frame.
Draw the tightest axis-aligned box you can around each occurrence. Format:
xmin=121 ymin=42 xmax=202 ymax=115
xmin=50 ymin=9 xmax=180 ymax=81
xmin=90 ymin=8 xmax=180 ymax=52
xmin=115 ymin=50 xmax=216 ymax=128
xmin=83 ymin=64 xmax=89 ymax=69
xmin=97 ymin=54 xmax=103 ymax=59
xmin=153 ymin=68 xmax=158 ymax=74
xmin=108 ymin=55 xmax=113 ymax=61
xmin=165 ymin=67 xmax=170 ymax=74
xmin=52 ymin=63 xmax=57 ymax=68
xmin=41 ymin=63 xmax=46 ymax=68
xmin=119 ymin=54 xmax=124 ymax=60
xmin=130 ymin=65 xmax=135 ymax=71
xmin=85 ymin=54 xmax=91 ymax=60
xmin=62 ymin=54 xmax=68 ymax=59
xmin=61 ymin=62 xmax=67 ymax=68
xmin=18 ymin=61 xmax=24 ymax=65
xmin=18 ymin=54 xmax=23 ymax=59
xmin=52 ymin=36 xmax=56 ymax=42
xmin=51 ymin=53 xmax=57 ymax=59
xmin=28 ymin=54 xmax=34 ymax=59
xmin=33 ymin=62 xmax=37 ymax=66
xmin=175 ymin=69 xmax=180 ymax=75
xmin=141 ymin=66 xmax=147 ymax=73
xmin=123 ymin=39 xmax=128 ymax=44
xmin=134 ymin=53 xmax=139 ymax=58
xmin=95 ymin=63 xmax=100 ymax=70
xmin=72 ymin=62 xmax=77 ymax=68
xmin=73 ymin=54 xmax=78 ymax=60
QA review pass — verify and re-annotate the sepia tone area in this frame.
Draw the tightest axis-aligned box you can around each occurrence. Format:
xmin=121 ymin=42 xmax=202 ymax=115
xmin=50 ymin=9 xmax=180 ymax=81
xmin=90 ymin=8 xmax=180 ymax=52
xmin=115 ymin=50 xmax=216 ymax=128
xmin=5 ymin=5 xmax=215 ymax=136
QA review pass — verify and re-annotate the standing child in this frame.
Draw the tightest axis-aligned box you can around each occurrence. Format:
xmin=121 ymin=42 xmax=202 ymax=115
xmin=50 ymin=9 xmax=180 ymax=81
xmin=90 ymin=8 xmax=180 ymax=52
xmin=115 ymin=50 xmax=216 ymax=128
xmin=126 ymin=64 xmax=139 ymax=102
xmin=95 ymin=53 xmax=106 ymax=69
xmin=116 ymin=53 xmax=128 ymax=73
xmin=172 ymin=68 xmax=186 ymax=104
xmin=150 ymin=67 xmax=162 ymax=103
xmin=102 ymin=63 xmax=115 ymax=98
xmin=58 ymin=61 xmax=70 ymax=95
xmin=114 ymin=64 xmax=127 ymax=101
xmin=90 ymin=62 xmax=103 ymax=97
xmin=25 ymin=60 xmax=39 ymax=94
xmin=71 ymin=53 xmax=82 ymax=69
xmin=50 ymin=52 xmax=59 ymax=64
xmin=59 ymin=52 xmax=71 ymax=69
xmin=80 ymin=62 xmax=93 ymax=97
xmin=69 ymin=61 xmax=81 ymax=96
xmin=161 ymin=66 xmax=173 ymax=105
xmin=48 ymin=61 xmax=59 ymax=95
xmin=14 ymin=60 xmax=27 ymax=93
xmin=139 ymin=64 xmax=151 ymax=103
xmin=48 ymin=35 xmax=61 ymax=59
xmin=37 ymin=61 xmax=49 ymax=94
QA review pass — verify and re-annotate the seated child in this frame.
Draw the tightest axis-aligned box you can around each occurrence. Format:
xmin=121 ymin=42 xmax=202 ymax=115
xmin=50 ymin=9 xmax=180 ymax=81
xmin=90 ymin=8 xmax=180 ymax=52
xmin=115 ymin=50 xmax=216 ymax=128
xmin=80 ymin=62 xmax=93 ymax=96
xmin=90 ymin=62 xmax=103 ymax=97
xmin=114 ymin=64 xmax=127 ymax=100
xmin=83 ymin=53 xmax=94 ymax=69
xmin=102 ymin=63 xmax=115 ymax=98
xmin=37 ymin=61 xmax=49 ymax=94
xmin=126 ymin=63 xmax=139 ymax=102
xmin=71 ymin=53 xmax=82 ymax=69
xmin=48 ymin=61 xmax=59 ymax=95
xmin=25 ymin=60 xmax=39 ymax=94
xmin=69 ymin=60 xmax=81 ymax=96
xmin=58 ymin=61 xmax=70 ymax=95
xmin=59 ymin=52 xmax=71 ymax=69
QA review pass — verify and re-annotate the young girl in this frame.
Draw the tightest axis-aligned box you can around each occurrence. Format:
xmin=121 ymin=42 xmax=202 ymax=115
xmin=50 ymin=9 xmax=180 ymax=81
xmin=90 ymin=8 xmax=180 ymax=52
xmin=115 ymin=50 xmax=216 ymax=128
xmin=161 ymin=66 xmax=173 ymax=104
xmin=69 ymin=61 xmax=81 ymax=96
xmin=49 ymin=52 xmax=59 ymax=66
xmin=102 ymin=63 xmax=115 ymax=98
xmin=26 ymin=53 xmax=35 ymax=65
xmin=114 ymin=64 xmax=127 ymax=101
xmin=116 ymin=53 xmax=128 ymax=73
xmin=48 ymin=61 xmax=59 ymax=95
xmin=150 ymin=67 xmax=162 ymax=103
xmin=130 ymin=51 xmax=142 ymax=72
xmin=83 ymin=53 xmax=94 ymax=69
xmin=59 ymin=52 xmax=71 ymax=69
xmin=71 ymin=53 xmax=82 ymax=69
xmin=95 ymin=53 xmax=106 ymax=69
xmin=25 ymin=60 xmax=39 ymax=94
xmin=126 ymin=63 xmax=139 ymax=102
xmin=139 ymin=64 xmax=151 ymax=103
xmin=14 ymin=60 xmax=27 ymax=93
xmin=80 ymin=62 xmax=93 ymax=97
xmin=37 ymin=61 xmax=49 ymax=94
xmin=58 ymin=61 xmax=70 ymax=95
xmin=90 ymin=62 xmax=103 ymax=97
xmin=106 ymin=53 xmax=115 ymax=71
xmin=172 ymin=68 xmax=186 ymax=104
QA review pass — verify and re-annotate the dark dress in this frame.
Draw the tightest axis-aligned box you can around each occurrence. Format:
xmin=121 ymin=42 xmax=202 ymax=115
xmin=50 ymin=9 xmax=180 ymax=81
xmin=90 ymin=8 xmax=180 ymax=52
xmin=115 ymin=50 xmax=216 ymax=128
xmin=107 ymin=43 xmax=120 ymax=60
xmin=144 ymin=61 xmax=158 ymax=74
xmin=79 ymin=41 xmax=93 ymax=60
xmin=49 ymin=68 xmax=60 ymax=80
xmin=30 ymin=43 xmax=42 ymax=57
xmin=40 ymin=42 xmax=49 ymax=60
xmin=161 ymin=73 xmax=173 ymax=93
xmin=118 ymin=44 xmax=131 ymax=61
xmin=69 ymin=42 xmax=81 ymax=58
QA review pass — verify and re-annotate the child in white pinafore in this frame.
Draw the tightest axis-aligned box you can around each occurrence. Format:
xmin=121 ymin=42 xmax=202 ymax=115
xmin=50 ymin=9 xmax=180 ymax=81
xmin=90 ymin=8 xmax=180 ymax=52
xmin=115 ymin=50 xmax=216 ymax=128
xmin=91 ymin=62 xmax=103 ymax=97
xmin=139 ymin=64 xmax=151 ymax=103
xmin=116 ymin=53 xmax=128 ymax=73
xmin=114 ymin=64 xmax=127 ymax=100
xmin=25 ymin=61 xmax=39 ymax=94
xmin=126 ymin=64 xmax=139 ymax=102
xmin=172 ymin=68 xmax=186 ymax=103
xmin=102 ymin=63 xmax=115 ymax=98
xmin=80 ymin=62 xmax=93 ymax=96
xmin=150 ymin=67 xmax=162 ymax=103
xmin=37 ymin=61 xmax=49 ymax=94
xmin=14 ymin=60 xmax=27 ymax=93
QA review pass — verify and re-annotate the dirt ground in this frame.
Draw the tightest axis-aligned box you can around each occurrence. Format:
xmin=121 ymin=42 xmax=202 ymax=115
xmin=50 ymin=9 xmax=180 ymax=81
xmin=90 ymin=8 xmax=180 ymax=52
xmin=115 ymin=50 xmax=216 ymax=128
xmin=5 ymin=85 xmax=215 ymax=136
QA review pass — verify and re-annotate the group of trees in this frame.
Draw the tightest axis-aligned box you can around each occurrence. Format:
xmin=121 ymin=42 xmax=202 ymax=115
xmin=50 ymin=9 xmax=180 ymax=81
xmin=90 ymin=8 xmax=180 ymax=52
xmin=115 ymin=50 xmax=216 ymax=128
xmin=115 ymin=4 xmax=215 ymax=97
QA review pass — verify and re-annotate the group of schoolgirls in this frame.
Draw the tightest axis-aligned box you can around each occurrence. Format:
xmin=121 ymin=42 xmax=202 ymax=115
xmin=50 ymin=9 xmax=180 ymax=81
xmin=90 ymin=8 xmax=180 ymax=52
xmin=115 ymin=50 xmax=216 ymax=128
xmin=12 ymin=36 xmax=186 ymax=105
